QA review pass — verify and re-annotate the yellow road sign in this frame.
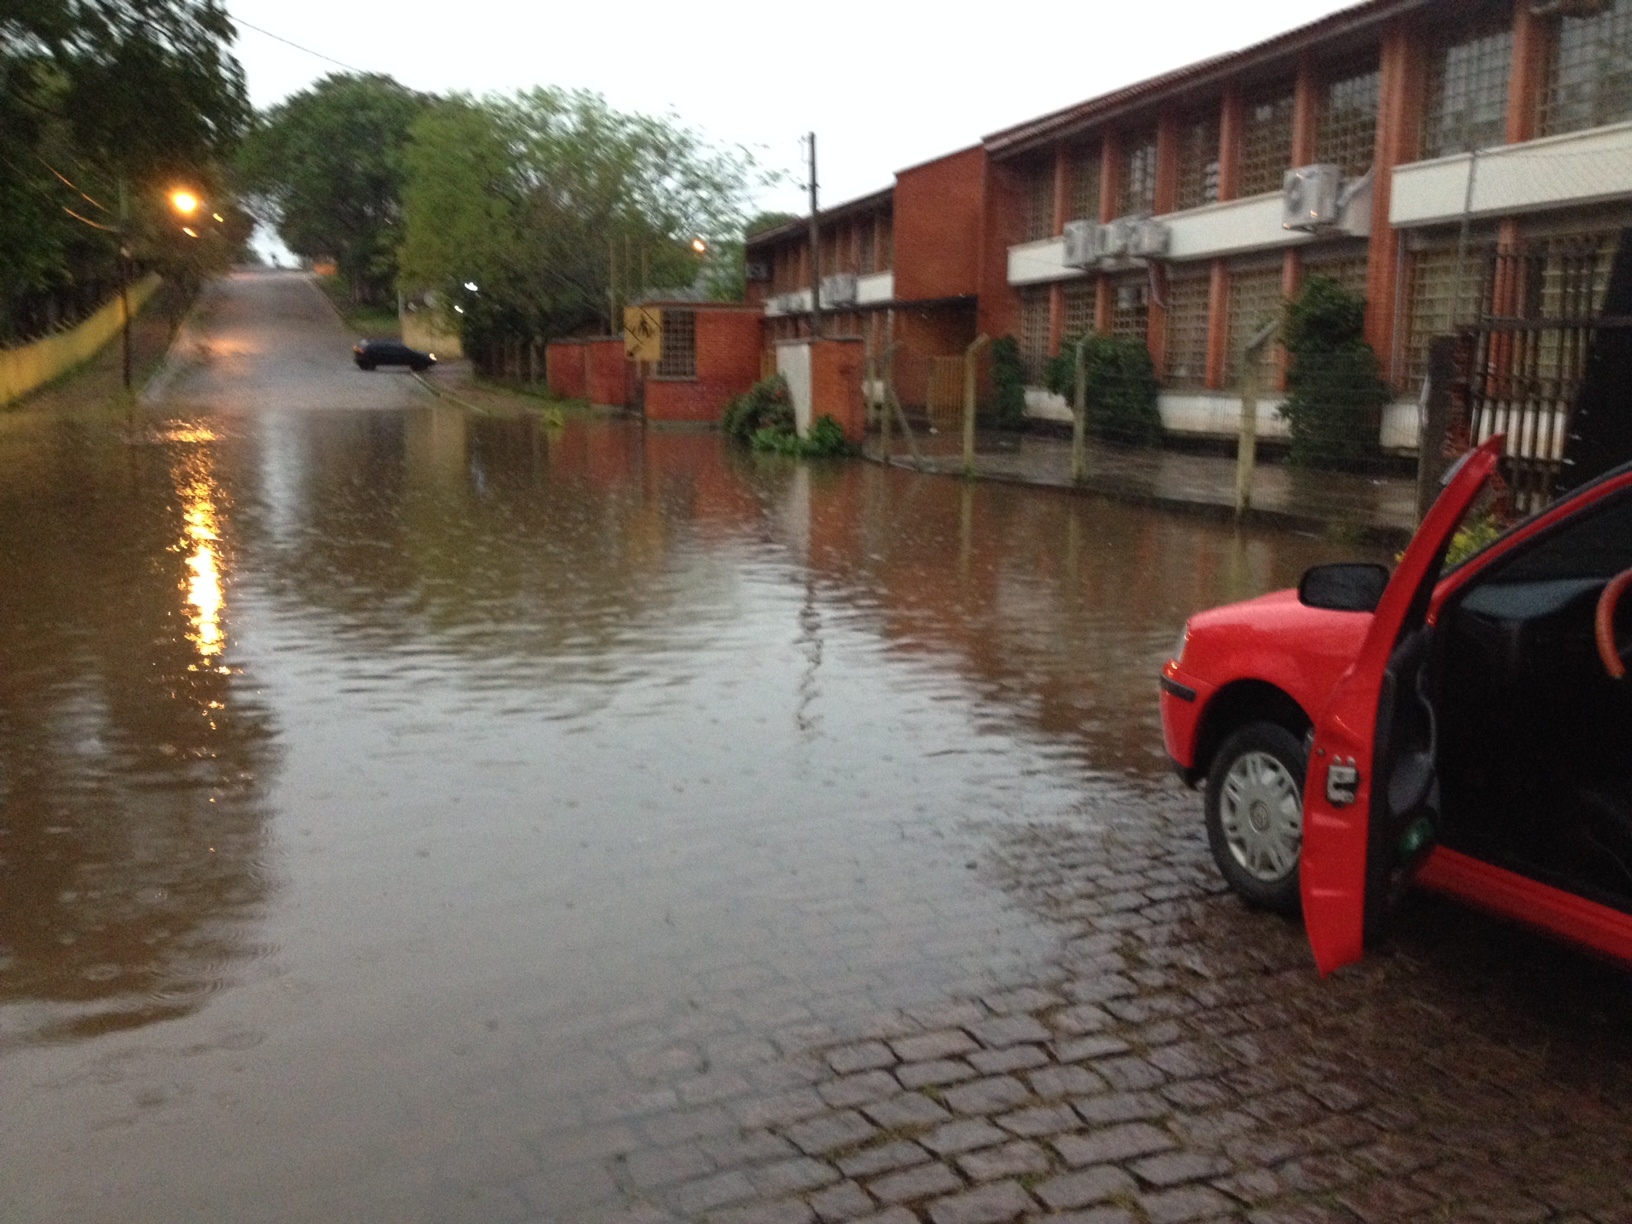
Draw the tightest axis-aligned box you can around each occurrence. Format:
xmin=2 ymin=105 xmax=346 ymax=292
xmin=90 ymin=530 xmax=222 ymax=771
xmin=623 ymin=306 xmax=662 ymax=361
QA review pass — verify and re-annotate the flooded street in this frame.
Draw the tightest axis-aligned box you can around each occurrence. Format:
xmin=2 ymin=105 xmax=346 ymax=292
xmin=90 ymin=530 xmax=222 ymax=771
xmin=4 ymin=272 xmax=1629 ymax=1224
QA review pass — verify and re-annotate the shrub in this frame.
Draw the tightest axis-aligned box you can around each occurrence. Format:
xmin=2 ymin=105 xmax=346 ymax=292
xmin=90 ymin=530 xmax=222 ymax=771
xmin=750 ymin=414 xmax=853 ymax=457
xmin=723 ymin=373 xmax=793 ymax=443
xmin=1279 ymin=276 xmax=1389 ymax=469
xmin=989 ymin=335 xmax=1027 ymax=429
xmin=1044 ymin=334 xmax=1163 ymax=447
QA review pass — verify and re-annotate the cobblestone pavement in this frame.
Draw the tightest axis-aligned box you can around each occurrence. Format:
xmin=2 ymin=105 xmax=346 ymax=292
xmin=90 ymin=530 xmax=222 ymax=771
xmin=586 ymin=792 xmax=1632 ymax=1224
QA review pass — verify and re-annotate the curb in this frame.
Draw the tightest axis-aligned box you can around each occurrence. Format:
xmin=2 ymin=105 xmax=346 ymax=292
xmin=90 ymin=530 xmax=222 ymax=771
xmin=868 ymin=452 xmax=1413 ymax=549
xmin=409 ymin=371 xmax=489 ymax=414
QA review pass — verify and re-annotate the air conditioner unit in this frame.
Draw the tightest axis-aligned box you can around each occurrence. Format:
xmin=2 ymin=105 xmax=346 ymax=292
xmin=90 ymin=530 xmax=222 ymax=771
xmin=1062 ymin=219 xmax=1100 ymax=268
xmin=1131 ymin=219 xmax=1170 ymax=258
xmin=745 ymin=261 xmax=771 ymax=282
xmin=1282 ymin=164 xmax=1342 ymax=231
xmin=821 ymin=273 xmax=858 ymax=306
xmin=1099 ymin=218 xmax=1135 ymax=260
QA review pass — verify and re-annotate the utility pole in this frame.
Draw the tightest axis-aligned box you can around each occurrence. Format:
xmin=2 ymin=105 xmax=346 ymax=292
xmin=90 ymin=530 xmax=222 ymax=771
xmin=807 ymin=132 xmax=822 ymax=340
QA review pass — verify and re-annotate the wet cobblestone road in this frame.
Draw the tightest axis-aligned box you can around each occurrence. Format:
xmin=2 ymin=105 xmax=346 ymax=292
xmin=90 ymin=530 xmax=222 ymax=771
xmin=576 ymin=793 xmax=1632 ymax=1224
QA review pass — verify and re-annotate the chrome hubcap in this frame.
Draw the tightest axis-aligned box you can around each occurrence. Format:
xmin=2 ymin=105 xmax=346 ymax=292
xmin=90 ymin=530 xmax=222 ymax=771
xmin=1219 ymin=751 xmax=1302 ymax=882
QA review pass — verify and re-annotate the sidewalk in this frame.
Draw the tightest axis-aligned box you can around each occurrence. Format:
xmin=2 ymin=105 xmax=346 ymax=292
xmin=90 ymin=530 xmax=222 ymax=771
xmin=869 ymin=427 xmax=1419 ymax=547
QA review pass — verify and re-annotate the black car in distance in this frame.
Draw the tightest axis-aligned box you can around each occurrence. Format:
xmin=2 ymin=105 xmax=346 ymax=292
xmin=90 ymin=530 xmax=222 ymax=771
xmin=353 ymin=338 xmax=437 ymax=372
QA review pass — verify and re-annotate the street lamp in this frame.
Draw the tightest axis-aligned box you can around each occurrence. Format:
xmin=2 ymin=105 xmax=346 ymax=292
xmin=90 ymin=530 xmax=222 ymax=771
xmin=690 ymin=237 xmax=708 ymax=254
xmin=169 ymin=188 xmax=200 ymax=216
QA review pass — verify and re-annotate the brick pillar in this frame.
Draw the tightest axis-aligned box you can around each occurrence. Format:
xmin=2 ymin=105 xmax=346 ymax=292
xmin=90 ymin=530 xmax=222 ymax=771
xmin=1508 ymin=1 xmax=1545 ymax=145
xmin=1365 ymin=20 xmax=1422 ymax=383
xmin=1292 ymin=58 xmax=1319 ymax=168
xmin=1052 ymin=142 xmax=1070 ymax=235
xmin=1100 ymin=130 xmax=1121 ymax=222
xmin=1205 ymin=260 xmax=1229 ymax=390
xmin=1049 ymin=283 xmax=1065 ymax=357
xmin=1217 ymin=86 xmax=1244 ymax=202
xmin=1279 ymin=248 xmax=1301 ymax=390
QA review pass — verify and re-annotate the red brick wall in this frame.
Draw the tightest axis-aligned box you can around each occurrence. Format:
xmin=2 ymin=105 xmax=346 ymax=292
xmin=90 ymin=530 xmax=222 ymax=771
xmin=546 ymin=341 xmax=588 ymax=400
xmin=976 ymin=156 xmax=1027 ymax=344
xmin=894 ymin=146 xmax=987 ymax=303
xmin=644 ymin=307 xmax=763 ymax=425
xmin=584 ymin=339 xmax=627 ymax=406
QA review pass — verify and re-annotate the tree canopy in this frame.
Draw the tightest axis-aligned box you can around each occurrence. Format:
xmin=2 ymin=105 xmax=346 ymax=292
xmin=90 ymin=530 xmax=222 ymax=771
xmin=398 ymin=88 xmax=765 ymax=360
xmin=236 ymin=73 xmax=430 ymax=304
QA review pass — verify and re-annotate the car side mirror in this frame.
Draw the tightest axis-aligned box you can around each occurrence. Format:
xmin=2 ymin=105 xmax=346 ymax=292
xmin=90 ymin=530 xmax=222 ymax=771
xmin=1299 ymin=563 xmax=1390 ymax=613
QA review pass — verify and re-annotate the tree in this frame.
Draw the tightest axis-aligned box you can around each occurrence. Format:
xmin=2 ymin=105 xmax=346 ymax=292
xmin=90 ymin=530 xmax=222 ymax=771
xmin=1279 ymin=276 xmax=1389 ymax=468
xmin=702 ymin=211 xmax=800 ymax=302
xmin=1045 ymin=334 xmax=1163 ymax=446
xmin=1 ymin=1 xmax=247 ymax=339
xmin=237 ymin=73 xmax=429 ymax=304
xmin=398 ymin=88 xmax=766 ymax=366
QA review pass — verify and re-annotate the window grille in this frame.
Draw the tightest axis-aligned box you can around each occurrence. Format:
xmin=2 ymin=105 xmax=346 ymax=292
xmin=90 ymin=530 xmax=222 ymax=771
xmin=1018 ymin=287 xmax=1051 ymax=383
xmin=1315 ymin=67 xmax=1380 ymax=178
xmin=1239 ymin=87 xmax=1295 ymax=196
xmin=1403 ymin=244 xmax=1494 ymax=387
xmin=1224 ymin=263 xmax=1284 ymax=387
xmin=1022 ymin=159 xmax=1055 ymax=241
xmin=1062 ymin=280 xmax=1096 ymax=341
xmin=1540 ymin=0 xmax=1632 ymax=135
xmin=1422 ymin=26 xmax=1512 ymax=157
xmin=1303 ymin=257 xmax=1371 ymax=302
xmin=1119 ymin=129 xmax=1159 ymax=216
xmin=859 ymin=224 xmax=875 ymax=275
xmin=657 ymin=309 xmax=697 ymax=378
xmin=879 ymin=218 xmax=893 ymax=270
xmin=1528 ymin=233 xmax=1618 ymax=384
xmin=1068 ymin=143 xmax=1102 ymax=221
xmin=1163 ymin=272 xmax=1212 ymax=388
xmin=1108 ymin=273 xmax=1149 ymax=343
xmin=1175 ymin=110 xmax=1221 ymax=211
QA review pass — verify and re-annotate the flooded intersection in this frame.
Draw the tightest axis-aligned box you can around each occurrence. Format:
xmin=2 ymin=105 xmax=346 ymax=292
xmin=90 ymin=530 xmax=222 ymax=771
xmin=1 ymin=273 xmax=1629 ymax=1224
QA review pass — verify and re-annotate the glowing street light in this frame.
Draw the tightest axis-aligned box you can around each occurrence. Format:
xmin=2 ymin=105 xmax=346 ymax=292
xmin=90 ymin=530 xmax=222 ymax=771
xmin=463 ymin=281 xmax=479 ymax=292
xmin=170 ymin=188 xmax=201 ymax=216
xmin=690 ymin=237 xmax=708 ymax=254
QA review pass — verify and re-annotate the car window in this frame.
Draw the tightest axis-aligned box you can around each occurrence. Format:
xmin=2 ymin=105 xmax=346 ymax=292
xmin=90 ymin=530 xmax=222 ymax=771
xmin=1485 ymin=493 xmax=1632 ymax=585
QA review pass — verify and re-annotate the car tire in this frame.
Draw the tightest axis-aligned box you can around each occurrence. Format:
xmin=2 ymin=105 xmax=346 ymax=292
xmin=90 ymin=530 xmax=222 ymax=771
xmin=1204 ymin=721 xmax=1307 ymax=915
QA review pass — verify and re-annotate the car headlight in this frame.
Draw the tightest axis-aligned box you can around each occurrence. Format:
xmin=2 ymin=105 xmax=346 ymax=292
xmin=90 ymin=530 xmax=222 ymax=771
xmin=1172 ymin=623 xmax=1189 ymax=666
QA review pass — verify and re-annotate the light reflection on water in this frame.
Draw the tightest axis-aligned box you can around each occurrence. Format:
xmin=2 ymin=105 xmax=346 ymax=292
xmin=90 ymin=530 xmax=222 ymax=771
xmin=0 ymin=398 xmax=1384 ymax=1222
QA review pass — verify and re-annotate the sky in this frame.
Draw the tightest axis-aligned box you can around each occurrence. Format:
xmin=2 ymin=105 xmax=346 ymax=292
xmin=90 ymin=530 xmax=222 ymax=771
xmin=227 ymin=0 xmax=1361 ymax=230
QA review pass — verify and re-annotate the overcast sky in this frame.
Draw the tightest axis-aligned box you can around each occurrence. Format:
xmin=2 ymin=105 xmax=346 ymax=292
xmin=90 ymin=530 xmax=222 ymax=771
xmin=227 ymin=0 xmax=1360 ymax=224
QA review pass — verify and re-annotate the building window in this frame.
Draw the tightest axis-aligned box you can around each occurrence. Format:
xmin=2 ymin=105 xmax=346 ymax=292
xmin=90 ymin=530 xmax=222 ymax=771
xmin=1018 ymin=287 xmax=1050 ymax=383
xmin=1224 ymin=262 xmax=1284 ymax=387
xmin=1303 ymin=255 xmax=1371 ymax=303
xmin=1068 ymin=143 xmax=1102 ymax=222
xmin=879 ymin=216 xmax=893 ymax=270
xmin=1108 ymin=273 xmax=1149 ymax=344
xmin=1119 ymin=128 xmax=1159 ymax=216
xmin=1403 ymin=243 xmax=1494 ymax=387
xmin=859 ymin=224 xmax=875 ymax=275
xmin=1422 ymin=25 xmax=1513 ymax=157
xmin=1021 ymin=158 xmax=1054 ymax=241
xmin=657 ymin=309 xmax=696 ymax=378
xmin=1163 ymin=272 xmax=1211 ymax=388
xmin=1239 ymin=87 xmax=1295 ymax=197
xmin=1539 ymin=0 xmax=1632 ymax=136
xmin=1315 ymin=66 xmax=1381 ymax=178
xmin=1062 ymin=280 xmax=1096 ymax=340
xmin=1175 ymin=109 xmax=1221 ymax=211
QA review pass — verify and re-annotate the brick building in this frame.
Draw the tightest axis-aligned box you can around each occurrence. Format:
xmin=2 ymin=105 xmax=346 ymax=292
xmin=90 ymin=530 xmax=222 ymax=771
xmin=744 ymin=0 xmax=1632 ymax=450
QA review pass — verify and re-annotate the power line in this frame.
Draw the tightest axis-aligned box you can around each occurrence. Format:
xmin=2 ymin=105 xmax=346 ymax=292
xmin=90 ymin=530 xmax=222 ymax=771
xmin=232 ymin=16 xmax=365 ymax=74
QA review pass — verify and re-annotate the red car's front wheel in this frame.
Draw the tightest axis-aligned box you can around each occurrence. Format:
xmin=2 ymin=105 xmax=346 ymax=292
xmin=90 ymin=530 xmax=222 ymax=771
xmin=1205 ymin=721 xmax=1306 ymax=915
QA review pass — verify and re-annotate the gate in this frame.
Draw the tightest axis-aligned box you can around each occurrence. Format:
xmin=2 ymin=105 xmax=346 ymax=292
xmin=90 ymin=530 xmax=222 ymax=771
xmin=1450 ymin=239 xmax=1626 ymax=515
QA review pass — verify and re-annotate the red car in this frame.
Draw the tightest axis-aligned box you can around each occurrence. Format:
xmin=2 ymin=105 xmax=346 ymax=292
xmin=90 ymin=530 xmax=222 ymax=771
xmin=1161 ymin=436 xmax=1632 ymax=974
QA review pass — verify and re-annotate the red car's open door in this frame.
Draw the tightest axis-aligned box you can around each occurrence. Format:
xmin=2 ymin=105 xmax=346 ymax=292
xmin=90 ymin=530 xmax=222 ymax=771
xmin=1300 ymin=436 xmax=1504 ymax=975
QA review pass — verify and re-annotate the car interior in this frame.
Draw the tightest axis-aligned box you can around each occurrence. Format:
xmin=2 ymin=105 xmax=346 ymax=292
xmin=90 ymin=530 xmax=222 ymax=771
xmin=1425 ymin=488 xmax=1632 ymax=914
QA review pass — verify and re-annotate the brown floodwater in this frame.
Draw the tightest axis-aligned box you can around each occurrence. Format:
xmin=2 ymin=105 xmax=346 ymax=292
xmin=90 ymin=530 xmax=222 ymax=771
xmin=0 ymin=273 xmax=1386 ymax=1223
